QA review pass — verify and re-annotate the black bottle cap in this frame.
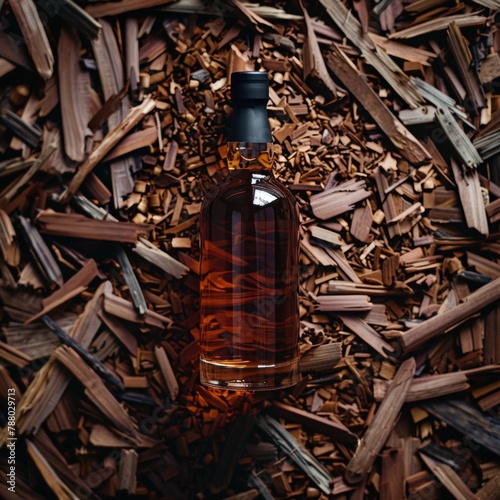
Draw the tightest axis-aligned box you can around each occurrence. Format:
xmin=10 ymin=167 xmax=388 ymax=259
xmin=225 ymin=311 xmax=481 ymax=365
xmin=231 ymin=71 xmax=269 ymax=101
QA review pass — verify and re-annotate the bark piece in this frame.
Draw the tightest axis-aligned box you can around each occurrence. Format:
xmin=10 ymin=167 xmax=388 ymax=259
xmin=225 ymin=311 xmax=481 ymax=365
xmin=0 ymin=208 xmax=20 ymax=266
xmin=9 ymin=0 xmax=54 ymax=80
xmin=0 ymin=340 xmax=32 ymax=368
xmin=310 ymin=178 xmax=371 ymax=220
xmin=380 ymin=448 xmax=405 ymax=500
xmin=58 ymin=26 xmax=93 ymax=162
xmin=484 ymin=304 xmax=500 ymax=364
xmin=435 ymin=107 xmax=482 ymax=170
xmin=41 ymin=315 xmax=124 ymax=391
xmin=419 ymin=453 xmax=477 ymax=500
xmin=125 ymin=18 xmax=140 ymax=90
xmin=104 ymin=127 xmax=158 ymax=162
xmin=43 ymin=259 xmax=98 ymax=308
xmin=300 ymin=342 xmax=342 ymax=373
xmin=450 ymin=157 xmax=489 ymax=236
xmin=2 ymin=316 xmax=74 ymax=359
xmin=345 ymin=357 xmax=416 ymax=484
xmin=256 ymin=414 xmax=334 ymax=495
xmin=91 ymin=20 xmax=134 ymax=209
xmin=301 ymin=1 xmax=337 ymax=98
xmin=36 ymin=210 xmax=151 ymax=243
xmin=0 ymin=109 xmax=42 ymax=148
xmin=447 ymin=22 xmax=485 ymax=115
xmin=26 ymin=440 xmax=80 ymax=499
xmin=327 ymin=280 xmax=413 ymax=296
xmin=15 ymin=215 xmax=63 ymax=290
xmin=374 ymin=365 xmax=499 ymax=402
xmin=390 ymin=13 xmax=488 ymax=39
xmin=350 ymin=203 xmax=372 ymax=243
xmin=39 ymin=0 xmax=101 ymax=39
xmin=154 ymin=345 xmax=179 ymax=401
xmin=116 ymin=245 xmax=148 ymax=316
xmin=423 ymin=399 xmax=500 ymax=457
xmin=315 ymin=295 xmax=372 ymax=312
xmin=118 ymin=449 xmax=138 ymax=494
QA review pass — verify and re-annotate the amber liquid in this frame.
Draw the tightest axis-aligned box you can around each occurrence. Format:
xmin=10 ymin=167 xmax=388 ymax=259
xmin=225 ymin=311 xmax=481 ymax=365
xmin=199 ymin=144 xmax=300 ymax=390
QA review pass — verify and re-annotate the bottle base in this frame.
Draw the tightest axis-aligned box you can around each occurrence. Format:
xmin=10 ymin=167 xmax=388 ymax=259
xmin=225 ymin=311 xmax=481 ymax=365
xmin=200 ymin=358 xmax=300 ymax=391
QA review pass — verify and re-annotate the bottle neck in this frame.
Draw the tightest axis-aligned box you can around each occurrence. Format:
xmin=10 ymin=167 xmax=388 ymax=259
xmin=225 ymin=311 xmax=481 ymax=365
xmin=227 ymin=99 xmax=273 ymax=172
xmin=227 ymin=142 xmax=273 ymax=172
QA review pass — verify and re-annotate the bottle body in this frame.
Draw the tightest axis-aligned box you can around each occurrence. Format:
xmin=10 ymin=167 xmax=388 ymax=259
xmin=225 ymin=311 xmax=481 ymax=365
xmin=199 ymin=143 xmax=300 ymax=390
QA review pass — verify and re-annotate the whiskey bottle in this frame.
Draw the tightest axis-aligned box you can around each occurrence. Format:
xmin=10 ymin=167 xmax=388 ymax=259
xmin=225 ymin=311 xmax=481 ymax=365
xmin=199 ymin=71 xmax=300 ymax=390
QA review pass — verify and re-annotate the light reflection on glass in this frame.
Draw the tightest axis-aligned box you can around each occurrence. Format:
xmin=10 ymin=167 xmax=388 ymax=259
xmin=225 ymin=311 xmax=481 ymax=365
xmin=251 ymin=174 xmax=278 ymax=206
xmin=253 ymin=188 xmax=278 ymax=206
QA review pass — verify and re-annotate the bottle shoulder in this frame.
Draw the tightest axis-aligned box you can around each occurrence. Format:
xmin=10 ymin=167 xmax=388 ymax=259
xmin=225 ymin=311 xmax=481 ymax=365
xmin=201 ymin=174 xmax=297 ymax=214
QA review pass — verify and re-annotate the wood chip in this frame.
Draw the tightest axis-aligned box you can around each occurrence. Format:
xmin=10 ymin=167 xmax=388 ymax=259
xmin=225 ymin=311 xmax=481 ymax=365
xmin=154 ymin=345 xmax=179 ymax=401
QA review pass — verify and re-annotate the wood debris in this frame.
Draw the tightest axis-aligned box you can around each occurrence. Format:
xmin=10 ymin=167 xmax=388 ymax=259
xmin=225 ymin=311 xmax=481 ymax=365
xmin=319 ymin=0 xmax=425 ymax=109
xmin=39 ymin=0 xmax=102 ymax=40
xmin=58 ymin=26 xmax=93 ymax=163
xmin=423 ymin=399 xmax=500 ymax=457
xmin=9 ymin=0 xmax=54 ymax=80
xmin=118 ymin=449 xmax=138 ymax=494
xmin=345 ymin=357 xmax=416 ymax=483
xmin=36 ymin=210 xmax=151 ymax=244
xmin=310 ymin=178 xmax=372 ymax=220
xmin=400 ymin=278 xmax=500 ymax=352
xmin=301 ymin=1 xmax=338 ymax=99
xmin=60 ymin=98 xmax=156 ymax=203
xmin=300 ymin=342 xmax=342 ymax=372
xmin=0 ymin=0 xmax=500 ymax=497
xmin=86 ymin=0 xmax=177 ymax=17
xmin=25 ymin=439 xmax=80 ymax=500
xmin=255 ymin=414 xmax=334 ymax=495
xmin=326 ymin=46 xmax=431 ymax=165
xmin=419 ymin=452 xmax=478 ymax=499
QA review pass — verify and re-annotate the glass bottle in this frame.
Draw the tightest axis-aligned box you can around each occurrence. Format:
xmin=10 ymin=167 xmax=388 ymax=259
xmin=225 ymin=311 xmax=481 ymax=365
xmin=199 ymin=71 xmax=300 ymax=390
